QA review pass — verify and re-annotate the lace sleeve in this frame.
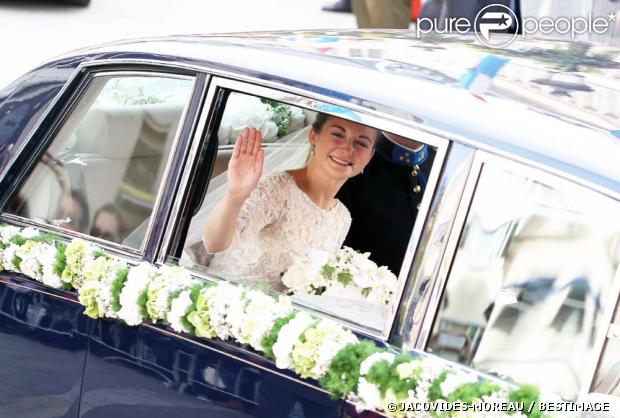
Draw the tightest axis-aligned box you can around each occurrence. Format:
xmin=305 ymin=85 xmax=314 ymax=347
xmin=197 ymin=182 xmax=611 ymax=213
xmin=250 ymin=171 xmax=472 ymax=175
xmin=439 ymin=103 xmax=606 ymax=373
xmin=208 ymin=173 xmax=287 ymax=255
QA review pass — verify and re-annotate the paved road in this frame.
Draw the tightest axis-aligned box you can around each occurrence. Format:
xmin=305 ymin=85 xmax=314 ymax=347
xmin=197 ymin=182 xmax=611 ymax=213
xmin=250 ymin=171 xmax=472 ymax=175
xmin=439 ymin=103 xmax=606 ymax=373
xmin=0 ymin=0 xmax=356 ymax=89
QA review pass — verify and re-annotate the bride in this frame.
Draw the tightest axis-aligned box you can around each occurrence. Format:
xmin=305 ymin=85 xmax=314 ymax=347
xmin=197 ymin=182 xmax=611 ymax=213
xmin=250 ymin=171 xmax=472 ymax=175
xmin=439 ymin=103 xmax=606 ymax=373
xmin=202 ymin=113 xmax=378 ymax=292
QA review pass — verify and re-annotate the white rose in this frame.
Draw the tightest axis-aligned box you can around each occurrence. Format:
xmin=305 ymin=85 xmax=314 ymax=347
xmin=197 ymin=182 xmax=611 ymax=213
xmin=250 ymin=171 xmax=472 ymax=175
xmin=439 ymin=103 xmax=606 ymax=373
xmin=281 ymin=262 xmax=309 ymax=293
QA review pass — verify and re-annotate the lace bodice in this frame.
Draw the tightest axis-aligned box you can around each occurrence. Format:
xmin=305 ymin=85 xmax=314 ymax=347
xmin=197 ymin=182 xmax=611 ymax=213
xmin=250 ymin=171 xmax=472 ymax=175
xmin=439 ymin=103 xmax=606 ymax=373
xmin=208 ymin=171 xmax=351 ymax=292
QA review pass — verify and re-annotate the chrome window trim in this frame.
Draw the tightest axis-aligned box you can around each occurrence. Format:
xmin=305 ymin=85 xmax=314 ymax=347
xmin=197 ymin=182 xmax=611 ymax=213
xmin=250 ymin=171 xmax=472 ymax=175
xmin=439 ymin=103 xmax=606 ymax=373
xmin=157 ymin=76 xmax=450 ymax=341
xmin=417 ymin=150 xmax=620 ymax=399
xmin=155 ymin=75 xmax=215 ymax=265
xmin=0 ymin=69 xmax=197 ymax=256
xmin=0 ymin=214 xmax=150 ymax=269
xmin=395 ymin=143 xmax=475 ymax=348
xmin=75 ymin=58 xmax=620 ymax=203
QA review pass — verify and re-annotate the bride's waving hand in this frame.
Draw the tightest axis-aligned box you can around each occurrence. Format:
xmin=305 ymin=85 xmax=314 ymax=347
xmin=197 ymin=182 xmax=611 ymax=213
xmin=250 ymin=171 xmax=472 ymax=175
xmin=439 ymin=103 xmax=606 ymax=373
xmin=202 ymin=128 xmax=264 ymax=253
xmin=227 ymin=128 xmax=264 ymax=202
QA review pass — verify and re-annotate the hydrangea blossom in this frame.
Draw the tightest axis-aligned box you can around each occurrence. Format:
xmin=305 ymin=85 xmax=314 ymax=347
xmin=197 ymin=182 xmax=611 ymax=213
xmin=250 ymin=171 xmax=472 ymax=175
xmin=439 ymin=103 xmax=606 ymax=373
xmin=62 ymin=239 xmax=99 ymax=289
xmin=186 ymin=286 xmax=216 ymax=339
xmin=237 ymin=291 xmax=292 ymax=351
xmin=355 ymin=352 xmax=396 ymax=413
xmin=78 ymin=257 xmax=128 ymax=319
xmin=272 ymin=311 xmax=315 ymax=370
xmin=118 ymin=262 xmax=158 ymax=326
xmin=201 ymin=281 xmax=245 ymax=341
xmin=0 ymin=225 xmax=21 ymax=245
xmin=2 ymin=243 xmax=22 ymax=272
xmin=15 ymin=241 xmax=45 ymax=281
xmin=167 ymin=289 xmax=194 ymax=333
xmin=39 ymin=243 xmax=62 ymax=288
xmin=290 ymin=318 xmax=358 ymax=379
xmin=146 ymin=265 xmax=196 ymax=322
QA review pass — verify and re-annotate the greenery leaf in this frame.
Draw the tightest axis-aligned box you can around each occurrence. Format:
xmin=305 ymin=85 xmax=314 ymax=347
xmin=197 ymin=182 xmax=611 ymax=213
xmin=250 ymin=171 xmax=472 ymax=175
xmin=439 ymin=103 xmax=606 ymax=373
xmin=261 ymin=311 xmax=296 ymax=360
xmin=336 ymin=271 xmax=353 ymax=286
xmin=110 ymin=267 xmax=130 ymax=312
xmin=319 ymin=340 xmax=380 ymax=399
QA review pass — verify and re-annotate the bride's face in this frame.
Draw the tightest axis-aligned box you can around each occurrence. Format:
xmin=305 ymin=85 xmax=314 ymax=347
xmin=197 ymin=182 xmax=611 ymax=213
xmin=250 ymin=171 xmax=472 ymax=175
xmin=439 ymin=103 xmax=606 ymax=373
xmin=309 ymin=116 xmax=376 ymax=180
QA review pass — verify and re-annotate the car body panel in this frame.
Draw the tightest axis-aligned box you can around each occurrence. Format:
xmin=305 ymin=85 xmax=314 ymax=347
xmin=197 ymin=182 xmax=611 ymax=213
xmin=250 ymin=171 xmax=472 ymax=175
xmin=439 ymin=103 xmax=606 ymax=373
xmin=0 ymin=30 xmax=618 ymax=418
xmin=0 ymin=275 xmax=92 ymax=418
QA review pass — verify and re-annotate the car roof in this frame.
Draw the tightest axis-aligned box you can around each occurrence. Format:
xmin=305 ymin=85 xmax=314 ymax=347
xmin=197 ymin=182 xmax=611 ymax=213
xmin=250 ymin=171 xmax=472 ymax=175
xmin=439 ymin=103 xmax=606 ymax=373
xmin=54 ymin=31 xmax=620 ymax=196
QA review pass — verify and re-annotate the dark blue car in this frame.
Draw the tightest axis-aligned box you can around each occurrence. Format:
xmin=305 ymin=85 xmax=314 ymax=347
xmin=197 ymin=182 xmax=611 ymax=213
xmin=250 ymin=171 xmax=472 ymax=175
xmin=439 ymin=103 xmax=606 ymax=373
xmin=0 ymin=31 xmax=619 ymax=418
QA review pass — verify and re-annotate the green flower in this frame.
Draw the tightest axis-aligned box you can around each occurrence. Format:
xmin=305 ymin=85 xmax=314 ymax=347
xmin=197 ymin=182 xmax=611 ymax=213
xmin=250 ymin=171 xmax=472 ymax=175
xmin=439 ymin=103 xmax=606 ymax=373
xmin=62 ymin=239 xmax=92 ymax=288
xmin=78 ymin=281 xmax=100 ymax=319
xmin=186 ymin=289 xmax=215 ymax=338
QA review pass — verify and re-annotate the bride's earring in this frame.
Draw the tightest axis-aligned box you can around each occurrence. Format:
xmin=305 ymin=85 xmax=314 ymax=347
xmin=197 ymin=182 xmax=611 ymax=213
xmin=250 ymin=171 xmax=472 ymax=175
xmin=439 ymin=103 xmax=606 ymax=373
xmin=310 ymin=144 xmax=315 ymax=155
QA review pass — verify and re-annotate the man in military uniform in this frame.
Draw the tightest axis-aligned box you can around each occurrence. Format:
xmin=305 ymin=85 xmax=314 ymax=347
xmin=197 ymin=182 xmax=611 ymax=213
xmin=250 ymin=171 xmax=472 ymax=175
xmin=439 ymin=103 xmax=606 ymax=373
xmin=336 ymin=132 xmax=434 ymax=276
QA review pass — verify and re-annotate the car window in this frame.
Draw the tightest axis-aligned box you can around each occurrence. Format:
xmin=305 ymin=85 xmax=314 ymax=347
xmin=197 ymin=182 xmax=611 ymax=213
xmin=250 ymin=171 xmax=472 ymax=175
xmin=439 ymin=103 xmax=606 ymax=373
xmin=592 ymin=306 xmax=620 ymax=396
xmin=5 ymin=74 xmax=194 ymax=249
xmin=171 ymin=88 xmax=438 ymax=335
xmin=426 ymin=161 xmax=620 ymax=399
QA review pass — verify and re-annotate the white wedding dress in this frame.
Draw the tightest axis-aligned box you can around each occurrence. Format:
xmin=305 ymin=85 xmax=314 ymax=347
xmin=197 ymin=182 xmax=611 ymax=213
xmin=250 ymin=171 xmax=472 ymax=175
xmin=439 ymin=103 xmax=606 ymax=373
xmin=208 ymin=171 xmax=351 ymax=292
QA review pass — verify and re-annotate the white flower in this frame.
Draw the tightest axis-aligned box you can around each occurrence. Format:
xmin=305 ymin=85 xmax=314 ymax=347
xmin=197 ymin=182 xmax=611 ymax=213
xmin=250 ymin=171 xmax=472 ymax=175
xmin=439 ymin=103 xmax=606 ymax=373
xmin=361 ymin=352 xmax=396 ymax=376
xmin=282 ymin=249 xmax=331 ymax=294
xmin=3 ymin=244 xmax=21 ymax=272
xmin=309 ymin=321 xmax=358 ymax=378
xmin=146 ymin=265 xmax=196 ymax=322
xmin=396 ymin=360 xmax=421 ymax=380
xmin=21 ymin=227 xmax=40 ymax=239
xmin=281 ymin=261 xmax=310 ymax=292
xmin=202 ymin=281 xmax=245 ymax=341
xmin=168 ymin=290 xmax=193 ymax=333
xmin=239 ymin=292 xmax=292 ymax=351
xmin=349 ymin=251 xmax=377 ymax=289
xmin=356 ymin=378 xmax=384 ymax=413
xmin=16 ymin=241 xmax=45 ymax=281
xmin=0 ymin=225 xmax=20 ymax=244
xmin=440 ymin=370 xmax=479 ymax=398
xmin=217 ymin=93 xmax=278 ymax=144
xmin=39 ymin=244 xmax=62 ymax=288
xmin=272 ymin=311 xmax=315 ymax=370
xmin=288 ymin=107 xmax=306 ymax=131
xmin=118 ymin=262 xmax=157 ymax=326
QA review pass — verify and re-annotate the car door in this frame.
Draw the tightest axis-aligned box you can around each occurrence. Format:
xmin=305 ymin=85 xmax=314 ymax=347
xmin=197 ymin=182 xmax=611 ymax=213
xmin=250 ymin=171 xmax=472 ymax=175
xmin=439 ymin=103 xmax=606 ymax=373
xmin=409 ymin=151 xmax=620 ymax=400
xmin=0 ymin=63 xmax=202 ymax=418
xmin=152 ymin=77 xmax=450 ymax=418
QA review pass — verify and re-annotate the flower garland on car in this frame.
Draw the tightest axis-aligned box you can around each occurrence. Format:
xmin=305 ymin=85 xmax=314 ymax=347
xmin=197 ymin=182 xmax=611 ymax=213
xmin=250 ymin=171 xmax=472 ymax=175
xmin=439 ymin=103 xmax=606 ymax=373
xmin=0 ymin=224 xmax=567 ymax=418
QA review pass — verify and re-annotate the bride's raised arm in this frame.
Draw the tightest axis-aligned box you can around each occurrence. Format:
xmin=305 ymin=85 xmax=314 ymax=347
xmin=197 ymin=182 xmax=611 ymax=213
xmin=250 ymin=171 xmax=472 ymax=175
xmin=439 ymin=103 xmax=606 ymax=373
xmin=202 ymin=128 xmax=264 ymax=253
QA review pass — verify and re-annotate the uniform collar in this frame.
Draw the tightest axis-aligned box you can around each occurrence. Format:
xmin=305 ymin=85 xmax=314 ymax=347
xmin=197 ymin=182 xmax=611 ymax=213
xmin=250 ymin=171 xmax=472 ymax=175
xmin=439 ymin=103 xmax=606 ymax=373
xmin=376 ymin=140 xmax=428 ymax=167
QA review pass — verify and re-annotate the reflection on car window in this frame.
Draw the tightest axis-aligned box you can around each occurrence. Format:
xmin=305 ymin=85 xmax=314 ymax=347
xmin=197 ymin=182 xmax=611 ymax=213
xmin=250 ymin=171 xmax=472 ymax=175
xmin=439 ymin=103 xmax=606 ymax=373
xmin=176 ymin=90 xmax=437 ymax=333
xmin=6 ymin=74 xmax=194 ymax=249
xmin=427 ymin=164 xmax=620 ymax=399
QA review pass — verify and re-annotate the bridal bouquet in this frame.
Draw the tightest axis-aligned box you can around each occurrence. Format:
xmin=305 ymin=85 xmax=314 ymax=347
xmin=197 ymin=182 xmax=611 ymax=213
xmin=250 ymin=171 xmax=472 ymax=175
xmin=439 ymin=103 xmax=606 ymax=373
xmin=217 ymin=92 xmax=305 ymax=144
xmin=281 ymin=247 xmax=398 ymax=305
